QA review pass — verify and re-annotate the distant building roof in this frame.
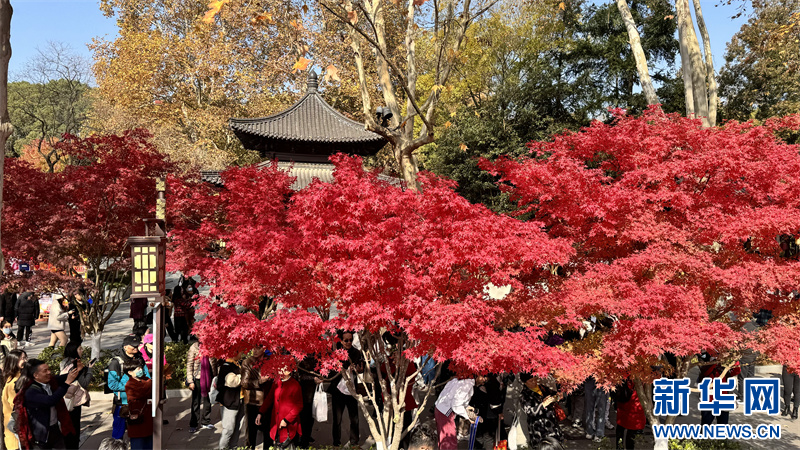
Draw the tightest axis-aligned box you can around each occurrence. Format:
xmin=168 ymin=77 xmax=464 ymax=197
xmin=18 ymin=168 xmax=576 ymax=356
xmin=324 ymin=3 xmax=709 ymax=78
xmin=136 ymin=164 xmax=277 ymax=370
xmin=229 ymin=73 xmax=387 ymax=160
xmin=200 ymin=160 xmax=401 ymax=191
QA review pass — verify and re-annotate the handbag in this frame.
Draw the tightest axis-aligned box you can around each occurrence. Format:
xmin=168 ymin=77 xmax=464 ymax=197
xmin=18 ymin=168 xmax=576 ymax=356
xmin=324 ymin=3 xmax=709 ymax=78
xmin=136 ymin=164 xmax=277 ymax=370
xmin=126 ymin=400 xmax=148 ymax=425
xmin=507 ymin=414 xmax=527 ymax=450
xmin=312 ymin=384 xmax=328 ymax=422
xmin=209 ymin=376 xmax=219 ymax=404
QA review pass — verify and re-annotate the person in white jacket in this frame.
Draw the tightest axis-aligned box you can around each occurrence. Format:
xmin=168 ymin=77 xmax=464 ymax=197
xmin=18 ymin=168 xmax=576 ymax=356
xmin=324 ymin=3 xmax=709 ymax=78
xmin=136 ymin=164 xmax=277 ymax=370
xmin=435 ymin=374 xmax=486 ymax=450
xmin=46 ymin=297 xmax=69 ymax=348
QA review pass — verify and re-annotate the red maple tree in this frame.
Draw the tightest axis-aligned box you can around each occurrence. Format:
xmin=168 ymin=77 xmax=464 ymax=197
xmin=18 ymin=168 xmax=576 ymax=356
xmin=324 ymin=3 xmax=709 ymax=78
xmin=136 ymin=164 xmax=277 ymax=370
xmin=485 ymin=108 xmax=800 ymax=426
xmin=169 ymin=155 xmax=576 ymax=449
xmin=2 ymin=129 xmax=180 ymax=336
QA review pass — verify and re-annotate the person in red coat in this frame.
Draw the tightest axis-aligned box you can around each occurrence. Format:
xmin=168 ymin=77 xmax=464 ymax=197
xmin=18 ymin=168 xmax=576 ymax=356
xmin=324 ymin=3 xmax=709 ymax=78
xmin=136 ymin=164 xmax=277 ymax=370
xmin=614 ymin=378 xmax=645 ymax=450
xmin=256 ymin=364 xmax=303 ymax=449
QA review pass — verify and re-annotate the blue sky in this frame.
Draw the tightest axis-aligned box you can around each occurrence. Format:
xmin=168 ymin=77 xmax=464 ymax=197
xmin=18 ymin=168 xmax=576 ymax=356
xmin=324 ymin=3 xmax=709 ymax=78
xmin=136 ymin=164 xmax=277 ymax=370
xmin=9 ymin=0 xmax=750 ymax=81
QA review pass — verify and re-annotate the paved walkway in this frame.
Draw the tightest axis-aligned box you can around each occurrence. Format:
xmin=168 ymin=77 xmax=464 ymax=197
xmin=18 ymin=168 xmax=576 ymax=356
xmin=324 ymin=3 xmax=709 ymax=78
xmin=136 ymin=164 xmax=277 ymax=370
xmin=20 ymin=302 xmax=800 ymax=449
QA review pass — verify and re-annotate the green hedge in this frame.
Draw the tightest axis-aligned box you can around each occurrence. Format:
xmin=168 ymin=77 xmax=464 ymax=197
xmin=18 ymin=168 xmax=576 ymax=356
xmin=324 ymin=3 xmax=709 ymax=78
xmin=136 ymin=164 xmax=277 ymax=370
xmin=668 ymin=439 xmax=742 ymax=450
xmin=39 ymin=342 xmax=191 ymax=391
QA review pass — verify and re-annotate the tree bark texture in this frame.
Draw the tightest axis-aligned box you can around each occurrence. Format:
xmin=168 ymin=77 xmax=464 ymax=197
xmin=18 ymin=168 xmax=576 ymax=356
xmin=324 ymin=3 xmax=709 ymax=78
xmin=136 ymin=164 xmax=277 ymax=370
xmin=675 ymin=0 xmax=710 ymax=127
xmin=615 ymin=0 xmax=660 ymax=105
xmin=690 ymin=0 xmax=717 ymax=126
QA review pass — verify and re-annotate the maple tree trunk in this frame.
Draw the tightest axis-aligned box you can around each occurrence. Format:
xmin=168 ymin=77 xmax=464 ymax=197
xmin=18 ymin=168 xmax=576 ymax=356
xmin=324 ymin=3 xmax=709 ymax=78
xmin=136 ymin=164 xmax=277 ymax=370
xmin=615 ymin=0 xmax=659 ymax=105
xmin=342 ymin=331 xmax=441 ymax=450
xmin=690 ymin=0 xmax=717 ymax=126
xmin=675 ymin=0 xmax=710 ymax=127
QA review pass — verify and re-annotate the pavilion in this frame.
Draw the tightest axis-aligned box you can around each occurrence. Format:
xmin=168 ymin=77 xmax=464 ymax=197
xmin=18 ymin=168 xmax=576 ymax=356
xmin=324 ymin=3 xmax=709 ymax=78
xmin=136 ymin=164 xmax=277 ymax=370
xmin=201 ymin=72 xmax=390 ymax=190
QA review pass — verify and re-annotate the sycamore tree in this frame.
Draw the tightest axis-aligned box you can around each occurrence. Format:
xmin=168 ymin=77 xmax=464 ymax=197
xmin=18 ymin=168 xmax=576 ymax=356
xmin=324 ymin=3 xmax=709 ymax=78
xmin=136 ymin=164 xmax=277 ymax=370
xmin=92 ymin=0 xmax=314 ymax=169
xmin=1 ymin=130 xmax=181 ymax=348
xmin=616 ymin=0 xmax=718 ymax=126
xmin=169 ymin=155 xmax=577 ymax=450
xmin=485 ymin=109 xmax=800 ymax=442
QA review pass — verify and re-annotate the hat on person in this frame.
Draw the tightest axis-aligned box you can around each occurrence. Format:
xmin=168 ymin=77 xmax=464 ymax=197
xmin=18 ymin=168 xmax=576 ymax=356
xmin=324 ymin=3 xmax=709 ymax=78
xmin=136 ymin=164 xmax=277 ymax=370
xmin=519 ymin=372 xmax=534 ymax=383
xmin=122 ymin=335 xmax=142 ymax=348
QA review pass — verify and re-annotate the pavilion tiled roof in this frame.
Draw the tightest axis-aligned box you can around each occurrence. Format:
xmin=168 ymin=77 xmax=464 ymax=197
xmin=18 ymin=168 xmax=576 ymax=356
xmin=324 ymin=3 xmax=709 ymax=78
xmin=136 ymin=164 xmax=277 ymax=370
xmin=229 ymin=73 xmax=386 ymax=146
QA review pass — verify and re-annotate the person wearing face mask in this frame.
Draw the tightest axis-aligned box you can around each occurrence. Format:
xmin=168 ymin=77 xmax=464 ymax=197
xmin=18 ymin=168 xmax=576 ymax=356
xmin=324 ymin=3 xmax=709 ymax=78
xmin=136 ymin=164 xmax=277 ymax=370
xmin=256 ymin=363 xmax=303 ymax=450
xmin=107 ymin=335 xmax=149 ymax=440
xmin=123 ymin=359 xmax=154 ymax=450
xmin=1 ymin=321 xmax=18 ymax=359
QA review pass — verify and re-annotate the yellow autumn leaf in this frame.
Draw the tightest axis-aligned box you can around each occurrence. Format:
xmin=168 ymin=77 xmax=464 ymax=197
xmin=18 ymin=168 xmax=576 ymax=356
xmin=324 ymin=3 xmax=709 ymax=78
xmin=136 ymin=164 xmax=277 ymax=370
xmin=250 ymin=13 xmax=274 ymax=25
xmin=324 ymin=65 xmax=341 ymax=83
xmin=431 ymin=84 xmax=445 ymax=93
xmin=444 ymin=121 xmax=452 ymax=129
xmin=460 ymin=143 xmax=468 ymax=151
xmin=558 ymin=2 xmax=565 ymax=10
xmin=292 ymin=56 xmax=312 ymax=72
xmin=450 ymin=111 xmax=457 ymax=118
xmin=202 ymin=0 xmax=229 ymax=24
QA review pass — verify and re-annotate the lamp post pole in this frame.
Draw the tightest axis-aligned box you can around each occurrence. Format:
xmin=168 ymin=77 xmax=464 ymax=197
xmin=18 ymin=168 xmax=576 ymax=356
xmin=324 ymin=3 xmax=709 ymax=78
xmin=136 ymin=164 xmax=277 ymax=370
xmin=153 ymin=177 xmax=166 ymax=450
xmin=127 ymin=178 xmax=168 ymax=449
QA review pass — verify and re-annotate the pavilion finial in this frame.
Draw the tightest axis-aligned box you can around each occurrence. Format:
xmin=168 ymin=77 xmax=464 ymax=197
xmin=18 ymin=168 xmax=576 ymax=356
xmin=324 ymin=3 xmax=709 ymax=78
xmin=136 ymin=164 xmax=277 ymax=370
xmin=307 ymin=72 xmax=318 ymax=93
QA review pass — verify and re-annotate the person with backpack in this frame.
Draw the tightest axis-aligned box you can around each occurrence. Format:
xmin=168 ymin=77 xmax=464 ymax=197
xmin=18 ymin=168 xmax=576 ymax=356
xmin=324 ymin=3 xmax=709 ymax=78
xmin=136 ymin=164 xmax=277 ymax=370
xmin=107 ymin=335 xmax=149 ymax=440
xmin=217 ymin=355 xmax=244 ymax=449
xmin=16 ymin=358 xmax=80 ymax=449
xmin=60 ymin=342 xmax=94 ymax=449
xmin=14 ymin=292 xmax=38 ymax=344
xmin=2 ymin=349 xmax=27 ymax=450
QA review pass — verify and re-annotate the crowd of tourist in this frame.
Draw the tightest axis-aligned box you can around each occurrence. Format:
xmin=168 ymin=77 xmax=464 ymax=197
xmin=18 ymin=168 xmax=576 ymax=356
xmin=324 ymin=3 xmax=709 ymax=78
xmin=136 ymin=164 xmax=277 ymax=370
xmin=0 ymin=284 xmax=796 ymax=450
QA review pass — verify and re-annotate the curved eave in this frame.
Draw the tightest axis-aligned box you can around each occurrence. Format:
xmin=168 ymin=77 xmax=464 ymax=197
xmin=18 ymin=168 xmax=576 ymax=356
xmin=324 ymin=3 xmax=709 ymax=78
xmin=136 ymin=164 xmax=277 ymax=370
xmin=229 ymin=92 xmax=387 ymax=145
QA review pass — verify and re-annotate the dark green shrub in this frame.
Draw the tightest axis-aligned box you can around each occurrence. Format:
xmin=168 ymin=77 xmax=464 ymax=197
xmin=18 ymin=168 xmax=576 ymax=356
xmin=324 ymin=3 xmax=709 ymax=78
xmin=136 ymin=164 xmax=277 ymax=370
xmin=669 ymin=439 xmax=742 ymax=450
xmin=165 ymin=341 xmax=191 ymax=389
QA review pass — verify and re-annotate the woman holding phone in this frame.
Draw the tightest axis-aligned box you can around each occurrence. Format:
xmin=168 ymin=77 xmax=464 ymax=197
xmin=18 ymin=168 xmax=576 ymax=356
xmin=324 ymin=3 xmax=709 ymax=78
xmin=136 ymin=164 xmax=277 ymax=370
xmin=60 ymin=341 xmax=94 ymax=449
xmin=518 ymin=373 xmax=564 ymax=446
